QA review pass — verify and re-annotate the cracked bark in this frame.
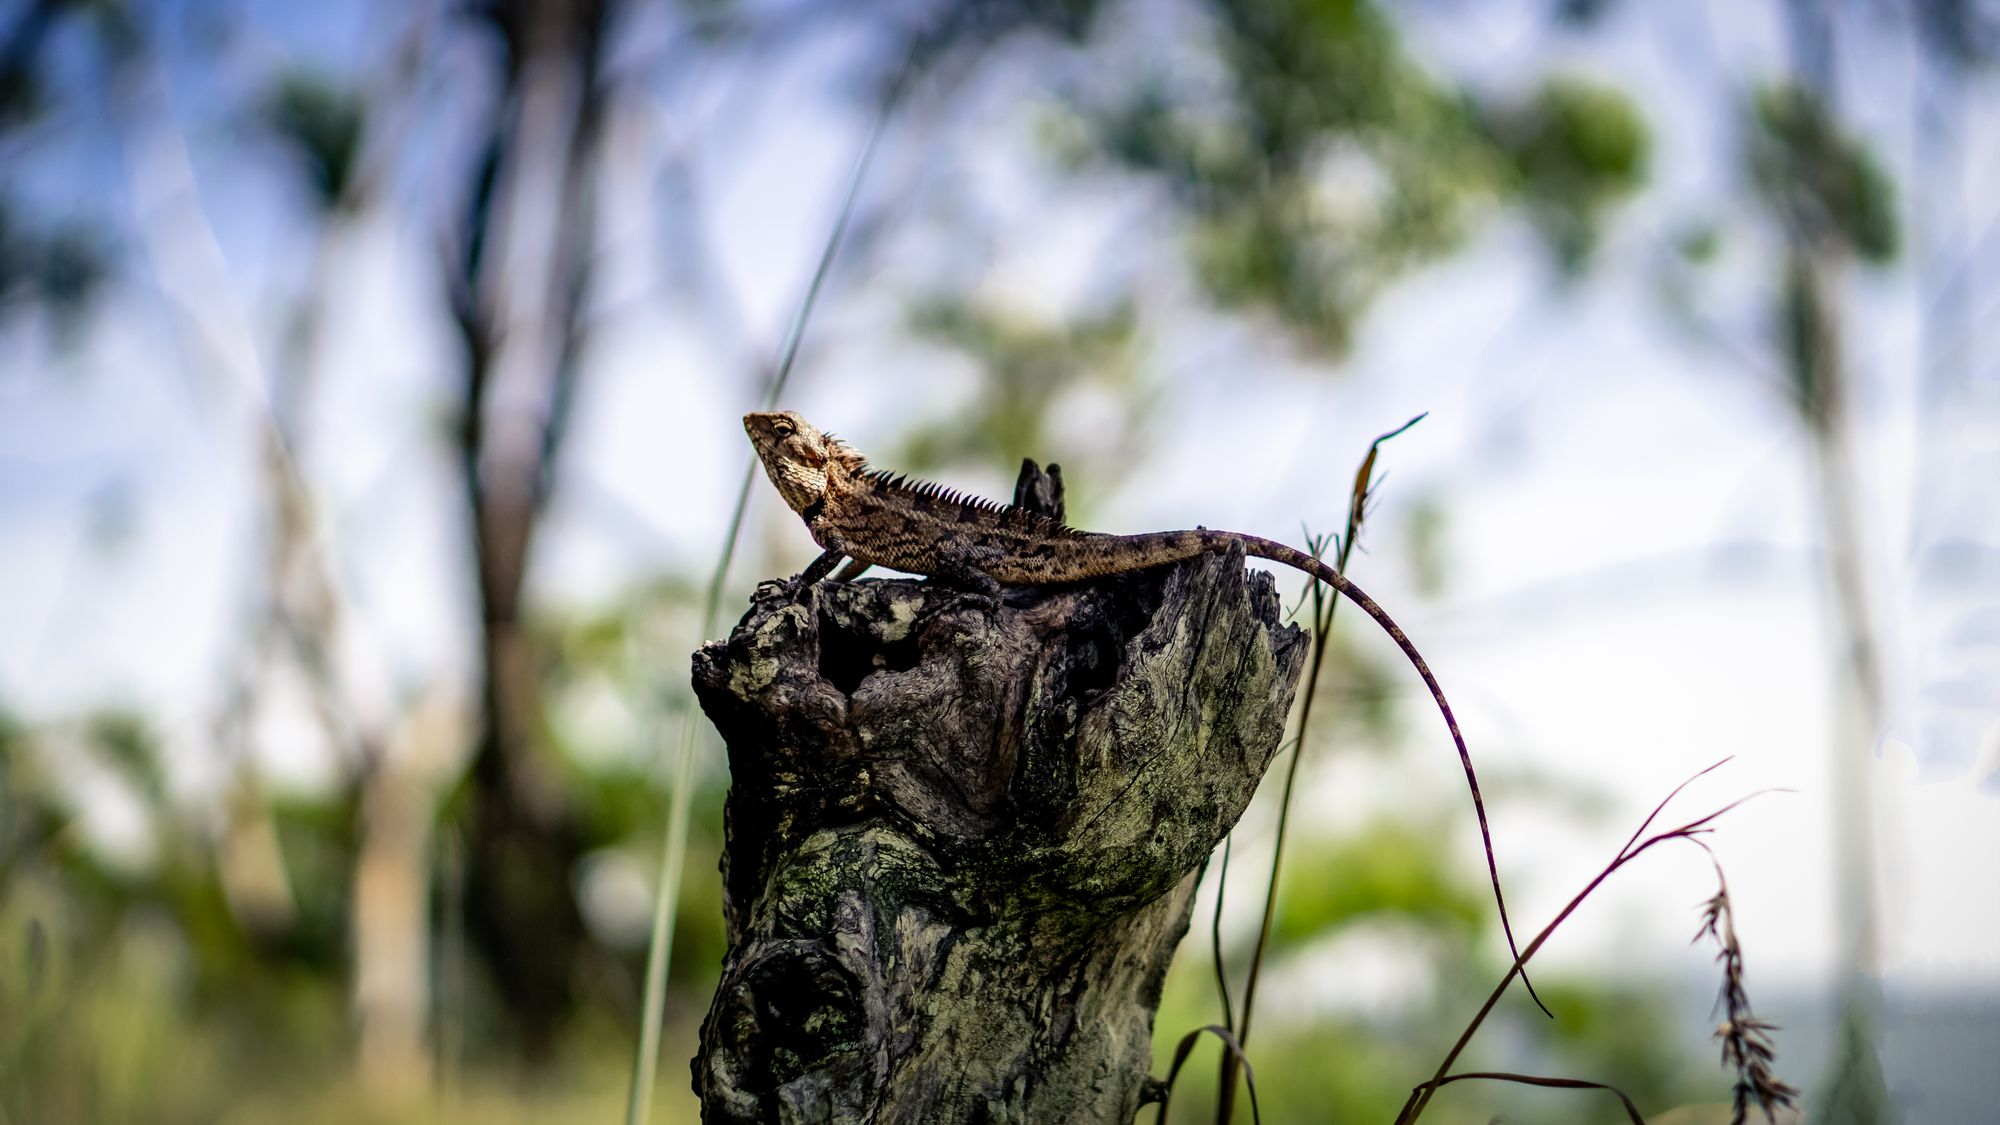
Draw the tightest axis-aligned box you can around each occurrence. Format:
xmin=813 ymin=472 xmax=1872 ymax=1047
xmin=690 ymin=471 xmax=1308 ymax=1124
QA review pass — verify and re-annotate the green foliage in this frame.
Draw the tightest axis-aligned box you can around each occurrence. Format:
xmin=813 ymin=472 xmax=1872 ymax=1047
xmin=0 ymin=704 xmax=22 ymax=782
xmin=262 ymin=72 xmax=367 ymax=211
xmin=1675 ymin=220 xmax=1723 ymax=264
xmin=1166 ymin=1021 xmax=1437 ymax=1123
xmin=1528 ymin=978 xmax=1689 ymax=1111
xmin=1049 ymin=0 xmax=1650 ymax=355
xmin=84 ymin=710 xmax=166 ymax=808
xmin=0 ymin=712 xmax=65 ymax=886
xmin=1749 ymin=84 xmax=1898 ymax=264
xmin=1296 ymin=628 xmax=1404 ymax=747
xmin=922 ymin=0 xmax=1105 ymax=56
xmin=32 ymin=225 xmax=110 ymax=329
xmin=898 ymin=296 xmax=1143 ymax=484
xmin=0 ymin=0 xmax=129 ymax=340
xmin=1485 ymin=75 xmax=1652 ymax=275
xmin=1098 ymin=0 xmax=1495 ymax=352
xmin=1912 ymin=0 xmax=2000 ymax=67
xmin=2 ymin=677 xmax=719 ymax=1121
xmin=2 ymin=718 xmax=343 ymax=1122
xmin=1403 ymin=492 xmax=1450 ymax=598
xmin=0 ymin=0 xmax=133 ymax=335
xmin=1270 ymin=818 xmax=1489 ymax=953
xmin=0 ymin=200 xmax=111 ymax=338
xmin=532 ymin=584 xmax=731 ymax=978
xmin=1555 ymin=0 xmax=1622 ymax=27
xmin=990 ymin=0 xmax=1102 ymax=42
xmin=1220 ymin=0 xmax=1415 ymax=168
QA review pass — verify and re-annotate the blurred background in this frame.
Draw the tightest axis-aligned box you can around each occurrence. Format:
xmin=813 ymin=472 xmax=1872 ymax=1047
xmin=2 ymin=0 xmax=1996 ymax=1121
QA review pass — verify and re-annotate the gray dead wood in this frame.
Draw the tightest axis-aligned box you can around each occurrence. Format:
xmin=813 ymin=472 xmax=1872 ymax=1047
xmin=690 ymin=479 xmax=1308 ymax=1124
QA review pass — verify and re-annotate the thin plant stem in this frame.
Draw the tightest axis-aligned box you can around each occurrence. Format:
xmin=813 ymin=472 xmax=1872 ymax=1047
xmin=623 ymin=43 xmax=917 ymax=1125
xmin=696 ymin=48 xmax=916 ymax=631
xmin=1211 ymin=834 xmax=1235 ymax=1033
xmin=1215 ymin=416 xmax=1422 ymax=1121
xmin=1157 ymin=1026 xmax=1263 ymax=1125
xmin=1417 ymin=1072 xmax=1647 ymax=1124
xmin=625 ymin=707 xmax=704 ymax=1125
xmin=1234 ymin=534 xmax=1336 ymax=1052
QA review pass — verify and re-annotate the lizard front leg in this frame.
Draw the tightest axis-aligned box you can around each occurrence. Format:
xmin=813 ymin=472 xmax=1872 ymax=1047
xmin=756 ymin=540 xmax=849 ymax=603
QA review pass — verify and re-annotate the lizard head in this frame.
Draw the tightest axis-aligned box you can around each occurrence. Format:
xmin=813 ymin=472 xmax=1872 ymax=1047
xmin=744 ymin=411 xmax=863 ymax=517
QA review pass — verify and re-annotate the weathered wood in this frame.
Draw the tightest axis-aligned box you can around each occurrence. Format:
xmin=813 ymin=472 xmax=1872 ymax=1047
xmin=691 ymin=530 xmax=1308 ymax=1124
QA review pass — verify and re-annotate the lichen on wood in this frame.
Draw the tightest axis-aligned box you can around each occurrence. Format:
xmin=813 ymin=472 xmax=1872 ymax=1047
xmin=691 ymin=525 xmax=1309 ymax=1124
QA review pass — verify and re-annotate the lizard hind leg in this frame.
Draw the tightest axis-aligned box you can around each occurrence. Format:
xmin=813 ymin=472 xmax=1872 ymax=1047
xmin=927 ymin=535 xmax=1005 ymax=611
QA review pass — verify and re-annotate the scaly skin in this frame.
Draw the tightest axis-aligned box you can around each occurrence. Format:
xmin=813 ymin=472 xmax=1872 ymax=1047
xmin=743 ymin=409 xmax=1536 ymax=1004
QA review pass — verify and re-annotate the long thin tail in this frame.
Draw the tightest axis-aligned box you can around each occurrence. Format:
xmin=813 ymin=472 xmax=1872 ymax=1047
xmin=1232 ymin=532 xmax=1549 ymax=1018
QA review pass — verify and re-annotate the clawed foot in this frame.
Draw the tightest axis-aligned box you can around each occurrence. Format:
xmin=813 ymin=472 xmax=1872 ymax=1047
xmin=755 ymin=575 xmax=816 ymax=604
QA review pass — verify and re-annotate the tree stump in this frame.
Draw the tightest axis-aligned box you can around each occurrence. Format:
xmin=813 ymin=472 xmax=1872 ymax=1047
xmin=690 ymin=490 xmax=1309 ymax=1123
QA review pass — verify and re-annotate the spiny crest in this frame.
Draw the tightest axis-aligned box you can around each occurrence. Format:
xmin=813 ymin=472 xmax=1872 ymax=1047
xmin=822 ymin=432 xmax=869 ymax=472
xmin=860 ymin=467 xmax=1082 ymax=537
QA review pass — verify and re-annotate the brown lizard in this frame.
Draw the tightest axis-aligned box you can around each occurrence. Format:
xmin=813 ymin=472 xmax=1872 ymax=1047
xmin=743 ymin=408 xmax=1540 ymax=1009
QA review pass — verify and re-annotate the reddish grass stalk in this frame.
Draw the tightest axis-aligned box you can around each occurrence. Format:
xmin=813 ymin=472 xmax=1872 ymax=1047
xmin=1396 ymin=761 xmax=1788 ymax=1124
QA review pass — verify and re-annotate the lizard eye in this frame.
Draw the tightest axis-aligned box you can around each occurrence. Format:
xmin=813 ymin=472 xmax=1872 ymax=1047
xmin=772 ymin=420 xmax=795 ymax=437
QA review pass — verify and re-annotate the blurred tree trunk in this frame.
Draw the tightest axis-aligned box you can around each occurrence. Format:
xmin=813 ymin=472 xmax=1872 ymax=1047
xmin=224 ymin=29 xmax=440 ymax=1083
xmin=353 ymin=692 xmax=464 ymax=1093
xmin=445 ymin=0 xmax=610 ymax=1060
xmin=690 ymin=540 xmax=1307 ymax=1124
xmin=1777 ymin=3 xmax=1891 ymax=1120
xmin=118 ymin=22 xmax=385 ymax=968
